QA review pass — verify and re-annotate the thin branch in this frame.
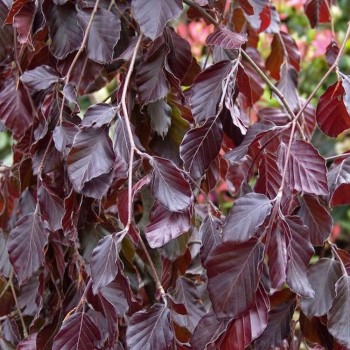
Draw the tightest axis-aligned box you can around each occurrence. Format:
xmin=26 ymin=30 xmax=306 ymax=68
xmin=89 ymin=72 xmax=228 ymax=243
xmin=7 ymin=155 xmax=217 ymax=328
xmin=326 ymin=153 xmax=350 ymax=162
xmin=118 ymin=33 xmax=167 ymax=303
xmin=329 ymin=241 xmax=348 ymax=276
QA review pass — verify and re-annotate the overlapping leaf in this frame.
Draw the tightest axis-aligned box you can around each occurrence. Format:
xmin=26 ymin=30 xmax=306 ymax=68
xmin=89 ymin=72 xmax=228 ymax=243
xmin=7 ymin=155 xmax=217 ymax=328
xmin=150 ymin=156 xmax=192 ymax=212
xmin=277 ymin=140 xmax=328 ymax=195
xmin=200 ymin=215 xmax=222 ymax=266
xmin=328 ymin=276 xmax=350 ymax=348
xmin=52 ymin=312 xmax=101 ymax=350
xmin=132 ymin=0 xmax=182 ymax=40
xmin=316 ymin=81 xmax=350 ymax=137
xmin=147 ymin=99 xmax=172 ymax=138
xmin=81 ymin=103 xmax=117 ymax=128
xmin=283 ymin=215 xmax=314 ymax=297
xmin=298 ymin=194 xmax=332 ymax=245
xmin=328 ymin=157 xmax=350 ymax=206
xmin=222 ymin=192 xmax=272 ymax=243
xmin=206 ymin=238 xmax=264 ymax=318
xmin=126 ymin=303 xmax=173 ymax=350
xmin=20 ymin=66 xmax=60 ymax=91
xmin=304 ymin=0 xmax=331 ymax=28
xmin=77 ymin=8 xmax=120 ymax=63
xmin=180 ymin=117 xmax=223 ymax=180
xmin=276 ymin=63 xmax=299 ymax=112
xmin=45 ymin=2 xmax=83 ymax=59
xmin=218 ymin=285 xmax=269 ymax=349
xmin=8 ymin=212 xmax=49 ymax=284
xmin=189 ymin=60 xmax=233 ymax=123
xmin=206 ymin=26 xmax=247 ymax=49
xmin=301 ymin=258 xmax=342 ymax=317
xmin=145 ymin=203 xmax=190 ymax=248
xmin=67 ymin=126 xmax=115 ymax=195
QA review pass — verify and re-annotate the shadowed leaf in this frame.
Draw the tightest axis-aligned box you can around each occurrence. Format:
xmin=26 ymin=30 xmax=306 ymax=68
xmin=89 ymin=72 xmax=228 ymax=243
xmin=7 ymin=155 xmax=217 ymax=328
xmin=328 ymin=158 xmax=350 ymax=206
xmin=200 ymin=215 xmax=222 ymax=266
xmin=147 ymin=99 xmax=172 ymax=138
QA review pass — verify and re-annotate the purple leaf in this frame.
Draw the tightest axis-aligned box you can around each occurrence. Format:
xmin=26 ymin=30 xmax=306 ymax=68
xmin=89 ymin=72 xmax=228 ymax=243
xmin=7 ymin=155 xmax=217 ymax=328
xmin=301 ymin=258 xmax=343 ymax=317
xmin=132 ymin=0 xmax=182 ymax=40
xmin=206 ymin=26 xmax=247 ymax=49
xmin=254 ymin=290 xmax=295 ymax=349
xmin=67 ymin=126 xmax=115 ymax=196
xmin=200 ymin=215 xmax=223 ymax=266
xmin=222 ymin=192 xmax=272 ymax=243
xmin=190 ymin=311 xmax=230 ymax=350
xmin=206 ymin=238 xmax=264 ymax=318
xmin=275 ymin=63 xmax=299 ymax=112
xmin=150 ymin=156 xmax=192 ymax=212
xmin=8 ymin=212 xmax=50 ymax=284
xmin=17 ymin=334 xmax=37 ymax=350
xmin=316 ymin=81 xmax=350 ymax=137
xmin=126 ymin=303 xmax=173 ymax=350
xmin=0 ymin=231 xmax=12 ymax=278
xmin=283 ymin=215 xmax=315 ymax=297
xmin=145 ymin=203 xmax=191 ymax=248
xmin=298 ymin=194 xmax=333 ymax=245
xmin=189 ymin=60 xmax=233 ymax=123
xmin=0 ymin=77 xmax=33 ymax=139
xmin=53 ymin=122 xmax=79 ymax=154
xmin=44 ymin=2 xmax=83 ymax=59
xmin=172 ymin=277 xmax=206 ymax=333
xmin=20 ymin=65 xmax=60 ymax=91
xmin=136 ymin=40 xmax=169 ymax=105
xmin=328 ymin=158 xmax=350 ymax=206
xmin=18 ymin=275 xmax=42 ymax=316
xmin=164 ymin=27 xmax=192 ymax=81
xmin=81 ymin=103 xmax=117 ymax=128
xmin=267 ymin=220 xmax=288 ymax=290
xmin=328 ymin=276 xmax=350 ymax=348
xmin=277 ymin=140 xmax=328 ymax=195
xmin=52 ymin=312 xmax=101 ymax=350
xmin=218 ymin=285 xmax=269 ymax=349
xmin=91 ymin=232 xmax=125 ymax=295
xmin=180 ymin=117 xmax=223 ymax=180
xmin=147 ymin=99 xmax=172 ymax=138
xmin=77 ymin=7 xmax=121 ymax=63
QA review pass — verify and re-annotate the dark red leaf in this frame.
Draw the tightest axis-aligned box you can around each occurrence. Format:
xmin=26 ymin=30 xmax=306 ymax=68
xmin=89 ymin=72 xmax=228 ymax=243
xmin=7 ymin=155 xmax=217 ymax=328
xmin=91 ymin=232 xmax=126 ymax=295
xmin=136 ymin=40 xmax=169 ymax=105
xmin=18 ymin=275 xmax=41 ymax=316
xmin=77 ymin=7 xmax=120 ymax=63
xmin=172 ymin=277 xmax=206 ymax=333
xmin=17 ymin=334 xmax=37 ymax=350
xmin=132 ymin=0 xmax=182 ymax=40
xmin=67 ymin=126 xmax=115 ymax=197
xmin=12 ymin=1 xmax=35 ymax=45
xmin=150 ymin=156 xmax=192 ymax=212
xmin=52 ymin=312 xmax=101 ymax=350
xmin=199 ymin=215 xmax=222 ymax=266
xmin=189 ymin=60 xmax=233 ymax=123
xmin=304 ymin=0 xmax=331 ymax=28
xmin=328 ymin=158 xmax=350 ymax=206
xmin=222 ymin=192 xmax=272 ymax=243
xmin=206 ymin=26 xmax=247 ymax=49
xmin=328 ymin=276 xmax=350 ymax=348
xmin=147 ymin=99 xmax=172 ymax=138
xmin=0 ymin=230 xmax=12 ymax=278
xmin=20 ymin=65 xmax=60 ymax=91
xmin=8 ymin=212 xmax=49 ymax=284
xmin=38 ymin=182 xmax=64 ymax=231
xmin=298 ymin=194 xmax=332 ymax=245
xmin=282 ymin=215 xmax=315 ymax=297
xmin=164 ymin=27 xmax=192 ymax=81
xmin=254 ymin=290 xmax=295 ymax=349
xmin=44 ymin=2 xmax=83 ymax=59
xmin=206 ymin=238 xmax=264 ymax=318
xmin=126 ymin=303 xmax=173 ymax=350
xmin=0 ymin=1 xmax=13 ymax=64
xmin=190 ymin=311 xmax=230 ymax=350
xmin=0 ymin=77 xmax=33 ymax=139
xmin=81 ymin=103 xmax=117 ymax=128
xmin=316 ymin=81 xmax=350 ymax=137
xmin=326 ymin=41 xmax=340 ymax=66
xmin=277 ymin=140 xmax=328 ymax=195
xmin=145 ymin=203 xmax=191 ymax=248
xmin=276 ymin=63 xmax=299 ymax=112
xmin=301 ymin=258 xmax=342 ymax=317
xmin=218 ymin=285 xmax=269 ymax=349
xmin=180 ymin=117 xmax=223 ymax=180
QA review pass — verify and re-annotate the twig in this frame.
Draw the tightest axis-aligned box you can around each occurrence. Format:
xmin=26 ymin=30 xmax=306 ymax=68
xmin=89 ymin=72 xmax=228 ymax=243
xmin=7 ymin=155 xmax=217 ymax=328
xmin=329 ymin=240 xmax=348 ymax=276
xmin=118 ymin=33 xmax=167 ymax=303
xmin=326 ymin=153 xmax=350 ymax=162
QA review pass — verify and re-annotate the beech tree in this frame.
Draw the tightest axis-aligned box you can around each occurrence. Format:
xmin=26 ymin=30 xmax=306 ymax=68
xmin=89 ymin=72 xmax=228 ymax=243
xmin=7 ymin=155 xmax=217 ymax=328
xmin=1 ymin=0 xmax=350 ymax=349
